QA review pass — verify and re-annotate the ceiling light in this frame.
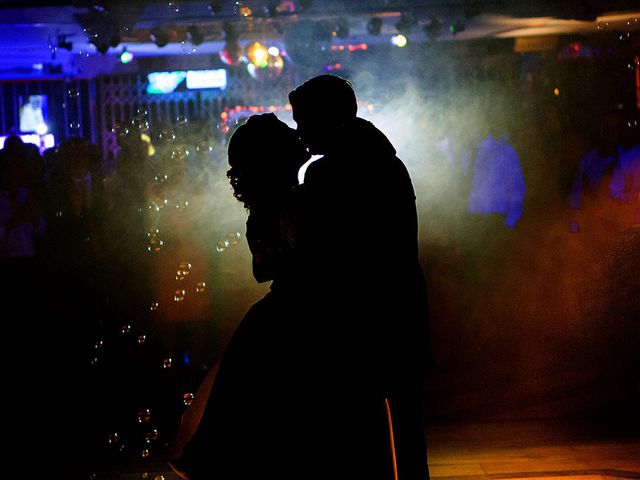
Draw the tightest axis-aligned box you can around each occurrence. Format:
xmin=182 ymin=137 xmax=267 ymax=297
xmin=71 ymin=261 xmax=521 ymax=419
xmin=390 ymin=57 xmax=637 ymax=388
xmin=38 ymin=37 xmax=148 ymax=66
xmin=367 ymin=17 xmax=383 ymax=35
xmin=423 ymin=17 xmax=443 ymax=41
xmin=57 ymin=34 xmax=73 ymax=51
xmin=449 ymin=19 xmax=466 ymax=35
xmin=74 ymin=6 xmax=121 ymax=54
xmin=208 ymin=1 xmax=223 ymax=14
xmin=150 ymin=27 xmax=170 ymax=47
xmin=246 ymin=42 xmax=269 ymax=67
xmin=120 ymin=47 xmax=133 ymax=64
xmin=395 ymin=12 xmax=417 ymax=34
xmin=391 ymin=34 xmax=408 ymax=47
xmin=187 ymin=25 xmax=205 ymax=46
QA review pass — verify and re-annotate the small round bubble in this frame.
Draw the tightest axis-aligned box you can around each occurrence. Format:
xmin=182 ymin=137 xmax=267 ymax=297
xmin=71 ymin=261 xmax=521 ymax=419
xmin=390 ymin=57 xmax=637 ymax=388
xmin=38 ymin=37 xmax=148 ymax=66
xmin=181 ymin=41 xmax=197 ymax=55
xmin=216 ymin=240 xmax=230 ymax=252
xmin=227 ymin=231 xmax=241 ymax=246
xmin=137 ymin=408 xmax=151 ymax=423
xmin=131 ymin=115 xmax=150 ymax=131
xmin=158 ymin=129 xmax=176 ymax=143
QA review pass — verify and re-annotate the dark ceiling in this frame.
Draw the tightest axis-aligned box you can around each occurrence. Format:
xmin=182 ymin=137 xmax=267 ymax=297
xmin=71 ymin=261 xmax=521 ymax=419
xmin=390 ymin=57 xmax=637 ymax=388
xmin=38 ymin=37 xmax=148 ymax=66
xmin=0 ymin=0 xmax=637 ymax=78
xmin=0 ymin=1 xmax=637 ymax=18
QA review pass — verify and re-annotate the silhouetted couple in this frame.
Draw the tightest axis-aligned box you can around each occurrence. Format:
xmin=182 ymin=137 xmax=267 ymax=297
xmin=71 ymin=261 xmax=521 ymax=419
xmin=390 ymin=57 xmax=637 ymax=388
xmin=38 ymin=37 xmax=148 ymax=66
xmin=170 ymin=74 xmax=434 ymax=480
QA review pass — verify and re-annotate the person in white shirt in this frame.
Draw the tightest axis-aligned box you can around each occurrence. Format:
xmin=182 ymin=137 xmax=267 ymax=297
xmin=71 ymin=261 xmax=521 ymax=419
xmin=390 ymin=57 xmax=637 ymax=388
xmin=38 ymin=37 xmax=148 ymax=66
xmin=19 ymin=95 xmax=45 ymax=133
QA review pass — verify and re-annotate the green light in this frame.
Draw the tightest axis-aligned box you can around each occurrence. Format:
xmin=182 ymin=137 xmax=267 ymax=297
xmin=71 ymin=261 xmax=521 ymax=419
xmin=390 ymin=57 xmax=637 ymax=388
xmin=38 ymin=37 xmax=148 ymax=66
xmin=120 ymin=48 xmax=133 ymax=64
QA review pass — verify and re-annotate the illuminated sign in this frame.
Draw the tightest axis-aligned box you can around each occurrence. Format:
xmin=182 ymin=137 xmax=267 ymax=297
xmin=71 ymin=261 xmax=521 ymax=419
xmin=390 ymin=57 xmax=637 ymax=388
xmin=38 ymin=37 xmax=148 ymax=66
xmin=147 ymin=71 xmax=187 ymax=94
xmin=147 ymin=69 xmax=227 ymax=94
xmin=186 ymin=69 xmax=227 ymax=89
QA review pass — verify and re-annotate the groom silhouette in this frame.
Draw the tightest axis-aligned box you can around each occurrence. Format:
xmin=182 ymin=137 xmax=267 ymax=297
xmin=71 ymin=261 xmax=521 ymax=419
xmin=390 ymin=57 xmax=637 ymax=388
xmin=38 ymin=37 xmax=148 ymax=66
xmin=288 ymin=74 xmax=434 ymax=480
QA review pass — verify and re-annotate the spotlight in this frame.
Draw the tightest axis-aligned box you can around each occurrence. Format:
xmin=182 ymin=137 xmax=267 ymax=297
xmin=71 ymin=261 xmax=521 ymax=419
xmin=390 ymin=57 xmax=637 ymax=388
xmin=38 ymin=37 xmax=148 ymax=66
xmin=187 ymin=25 xmax=205 ymax=46
xmin=264 ymin=3 xmax=278 ymax=17
xmin=95 ymin=42 xmax=110 ymax=54
xmin=150 ymin=27 xmax=170 ymax=47
xmin=208 ymin=1 xmax=223 ymax=14
xmin=219 ymin=42 xmax=242 ymax=65
xmin=120 ymin=47 xmax=133 ymax=64
xmin=223 ymin=21 xmax=238 ymax=42
xmin=391 ymin=34 xmax=407 ymax=48
xmin=57 ymin=34 xmax=73 ymax=51
xmin=221 ymin=22 xmax=241 ymax=65
xmin=246 ymin=42 xmax=269 ymax=67
xmin=395 ymin=12 xmax=417 ymax=34
xmin=74 ymin=6 xmax=121 ymax=54
xmin=367 ymin=17 xmax=382 ymax=35
xmin=109 ymin=32 xmax=121 ymax=48
xmin=423 ymin=17 xmax=443 ymax=41
xmin=449 ymin=19 xmax=466 ymax=35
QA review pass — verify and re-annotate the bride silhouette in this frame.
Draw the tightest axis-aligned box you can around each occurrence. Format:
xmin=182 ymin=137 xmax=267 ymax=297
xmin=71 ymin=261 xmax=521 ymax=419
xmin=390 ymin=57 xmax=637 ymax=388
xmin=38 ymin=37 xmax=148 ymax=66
xmin=169 ymin=112 xmax=311 ymax=479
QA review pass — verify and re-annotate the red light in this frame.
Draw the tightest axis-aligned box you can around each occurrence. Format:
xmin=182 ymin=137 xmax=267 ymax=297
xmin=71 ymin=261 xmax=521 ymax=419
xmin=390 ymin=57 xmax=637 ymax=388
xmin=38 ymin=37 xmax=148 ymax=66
xmin=330 ymin=43 xmax=368 ymax=52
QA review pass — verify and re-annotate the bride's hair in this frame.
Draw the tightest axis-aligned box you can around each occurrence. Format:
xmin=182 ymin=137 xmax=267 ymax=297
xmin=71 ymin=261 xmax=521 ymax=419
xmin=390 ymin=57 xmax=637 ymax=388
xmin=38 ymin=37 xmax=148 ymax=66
xmin=227 ymin=113 xmax=309 ymax=209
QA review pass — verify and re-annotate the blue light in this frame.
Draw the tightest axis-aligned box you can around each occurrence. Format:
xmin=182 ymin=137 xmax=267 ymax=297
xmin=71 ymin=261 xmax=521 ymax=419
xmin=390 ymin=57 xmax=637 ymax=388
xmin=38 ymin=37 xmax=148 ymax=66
xmin=183 ymin=351 xmax=191 ymax=367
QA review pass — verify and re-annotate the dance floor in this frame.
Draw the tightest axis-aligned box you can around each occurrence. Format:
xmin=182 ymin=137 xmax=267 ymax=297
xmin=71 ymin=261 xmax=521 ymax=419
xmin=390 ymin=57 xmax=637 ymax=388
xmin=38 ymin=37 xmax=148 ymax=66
xmin=110 ymin=415 xmax=639 ymax=480
xmin=425 ymin=419 xmax=640 ymax=480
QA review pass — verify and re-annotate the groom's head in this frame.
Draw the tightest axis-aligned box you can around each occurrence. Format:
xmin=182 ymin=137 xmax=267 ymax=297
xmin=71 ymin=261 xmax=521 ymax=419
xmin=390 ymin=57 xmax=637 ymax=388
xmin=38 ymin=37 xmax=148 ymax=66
xmin=289 ymin=74 xmax=357 ymax=155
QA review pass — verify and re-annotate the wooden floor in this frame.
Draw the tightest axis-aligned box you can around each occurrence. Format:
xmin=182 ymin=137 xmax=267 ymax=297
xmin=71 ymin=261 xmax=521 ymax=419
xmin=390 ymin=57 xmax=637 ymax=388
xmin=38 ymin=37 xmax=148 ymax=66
xmin=108 ymin=416 xmax=640 ymax=480
xmin=425 ymin=418 xmax=640 ymax=480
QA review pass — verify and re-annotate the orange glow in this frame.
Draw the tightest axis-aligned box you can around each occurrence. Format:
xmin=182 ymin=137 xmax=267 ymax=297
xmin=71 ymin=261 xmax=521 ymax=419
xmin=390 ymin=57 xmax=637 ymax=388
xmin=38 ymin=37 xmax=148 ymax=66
xmin=385 ymin=398 xmax=399 ymax=480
